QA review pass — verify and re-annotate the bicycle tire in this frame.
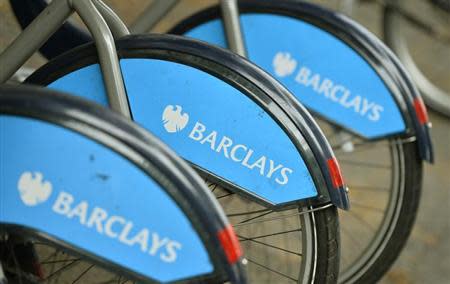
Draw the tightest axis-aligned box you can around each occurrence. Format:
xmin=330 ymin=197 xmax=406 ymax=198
xmin=25 ymin=34 xmax=342 ymax=284
xmin=169 ymin=1 xmax=424 ymax=283
xmin=383 ymin=1 xmax=450 ymax=117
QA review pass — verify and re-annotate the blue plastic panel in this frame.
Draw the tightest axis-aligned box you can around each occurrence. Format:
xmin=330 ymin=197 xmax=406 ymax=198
xmin=48 ymin=59 xmax=318 ymax=204
xmin=0 ymin=115 xmax=212 ymax=282
xmin=185 ymin=14 xmax=406 ymax=138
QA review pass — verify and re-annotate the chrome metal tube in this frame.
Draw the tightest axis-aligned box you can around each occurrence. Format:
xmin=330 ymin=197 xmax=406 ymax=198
xmin=220 ymin=0 xmax=247 ymax=57
xmin=72 ymin=0 xmax=131 ymax=118
xmin=0 ymin=0 xmax=72 ymax=83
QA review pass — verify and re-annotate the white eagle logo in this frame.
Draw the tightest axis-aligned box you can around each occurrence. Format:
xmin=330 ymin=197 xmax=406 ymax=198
xmin=273 ymin=52 xmax=297 ymax=77
xmin=17 ymin=172 xmax=52 ymax=206
xmin=162 ymin=105 xmax=189 ymax=133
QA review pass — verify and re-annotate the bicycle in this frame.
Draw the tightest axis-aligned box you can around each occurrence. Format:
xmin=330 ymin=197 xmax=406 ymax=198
xmin=0 ymin=85 xmax=246 ymax=283
xmin=0 ymin=0 xmax=348 ymax=283
xmin=10 ymin=0 xmax=433 ymax=283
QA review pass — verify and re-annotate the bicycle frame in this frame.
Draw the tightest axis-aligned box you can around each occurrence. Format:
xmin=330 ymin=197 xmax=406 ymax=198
xmin=0 ymin=0 xmax=247 ymax=114
xmin=0 ymin=0 xmax=131 ymax=117
xmin=129 ymin=0 xmax=247 ymax=56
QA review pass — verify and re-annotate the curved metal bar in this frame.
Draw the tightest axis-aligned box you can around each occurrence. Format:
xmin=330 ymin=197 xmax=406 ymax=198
xmin=130 ymin=0 xmax=179 ymax=34
xmin=0 ymin=0 xmax=72 ymax=83
xmin=71 ymin=0 xmax=131 ymax=118
xmin=92 ymin=0 xmax=130 ymax=39
xmin=220 ymin=0 xmax=247 ymax=57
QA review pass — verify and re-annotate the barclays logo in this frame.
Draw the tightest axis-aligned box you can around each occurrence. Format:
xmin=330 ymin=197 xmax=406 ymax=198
xmin=273 ymin=52 xmax=297 ymax=78
xmin=15 ymin=171 xmax=182 ymax=263
xmin=161 ymin=105 xmax=293 ymax=186
xmin=17 ymin=171 xmax=52 ymax=206
xmin=272 ymin=52 xmax=384 ymax=122
xmin=162 ymin=105 xmax=189 ymax=133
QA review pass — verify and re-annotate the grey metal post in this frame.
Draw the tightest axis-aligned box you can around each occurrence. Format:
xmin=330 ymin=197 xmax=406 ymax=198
xmin=72 ymin=0 xmax=131 ymax=118
xmin=0 ymin=261 xmax=6 ymax=284
xmin=93 ymin=0 xmax=130 ymax=39
xmin=0 ymin=0 xmax=72 ymax=83
xmin=220 ymin=0 xmax=247 ymax=57
xmin=130 ymin=0 xmax=179 ymax=34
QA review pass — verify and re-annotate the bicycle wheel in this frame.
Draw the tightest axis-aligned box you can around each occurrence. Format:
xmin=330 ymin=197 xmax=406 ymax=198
xmin=26 ymin=34 xmax=345 ymax=283
xmin=169 ymin=1 xmax=427 ymax=282
xmin=384 ymin=0 xmax=450 ymax=117
xmin=206 ymin=181 xmax=340 ymax=284
xmin=0 ymin=85 xmax=246 ymax=283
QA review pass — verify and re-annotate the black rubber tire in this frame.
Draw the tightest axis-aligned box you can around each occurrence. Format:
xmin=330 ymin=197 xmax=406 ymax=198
xmin=314 ymin=206 xmax=340 ymax=284
xmin=25 ymin=35 xmax=341 ymax=284
xmin=345 ymin=142 xmax=422 ymax=284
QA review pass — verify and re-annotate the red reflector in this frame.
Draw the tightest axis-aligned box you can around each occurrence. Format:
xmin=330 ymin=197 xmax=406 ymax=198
xmin=327 ymin=157 xmax=344 ymax=189
xmin=33 ymin=261 xmax=45 ymax=280
xmin=414 ymin=97 xmax=429 ymax=125
xmin=217 ymin=224 xmax=242 ymax=264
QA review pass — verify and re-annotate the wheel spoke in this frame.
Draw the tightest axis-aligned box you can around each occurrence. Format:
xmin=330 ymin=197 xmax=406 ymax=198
xmin=346 ymin=211 xmax=377 ymax=231
xmin=234 ymin=211 xmax=305 ymax=227
xmin=237 ymin=210 xmax=274 ymax=224
xmin=238 ymin=235 xmax=302 ymax=256
xmin=246 ymin=257 xmax=298 ymax=282
xmin=41 ymin=258 xmax=80 ymax=265
xmin=338 ymin=159 xmax=391 ymax=169
xmin=227 ymin=208 xmax=272 ymax=218
xmin=71 ymin=264 xmax=94 ymax=284
xmin=44 ymin=259 xmax=80 ymax=281
xmin=239 ymin=228 xmax=302 ymax=242
xmin=351 ymin=201 xmax=386 ymax=213
xmin=348 ymin=185 xmax=390 ymax=192
xmin=340 ymin=224 xmax=365 ymax=250
xmin=216 ymin=192 xmax=235 ymax=199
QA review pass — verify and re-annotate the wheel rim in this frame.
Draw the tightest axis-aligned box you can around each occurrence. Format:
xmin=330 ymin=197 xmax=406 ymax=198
xmin=206 ymin=181 xmax=318 ymax=284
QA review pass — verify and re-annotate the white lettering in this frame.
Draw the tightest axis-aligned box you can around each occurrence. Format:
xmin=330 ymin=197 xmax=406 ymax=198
xmin=248 ymin=156 xmax=266 ymax=176
xmin=230 ymin=144 xmax=247 ymax=162
xmin=161 ymin=241 xmax=182 ymax=263
xmin=118 ymin=221 xmax=135 ymax=246
xmin=290 ymin=60 xmax=384 ymax=122
xmin=86 ymin=207 xmax=108 ymax=233
xmin=50 ymin=192 xmax=182 ymax=263
xmin=188 ymin=122 xmax=206 ymax=141
xmin=216 ymin=136 xmax=233 ymax=158
xmin=52 ymin=191 xmax=73 ymax=215
xmin=266 ymin=160 xmax=283 ymax=178
xmin=67 ymin=201 xmax=88 ymax=225
xmin=149 ymin=233 xmax=169 ymax=256
xmin=201 ymin=131 xmax=217 ymax=150
xmin=105 ymin=215 xmax=126 ymax=238
xmin=129 ymin=229 xmax=149 ymax=253
xmin=276 ymin=168 xmax=293 ymax=185
xmin=295 ymin=67 xmax=311 ymax=85
xmin=368 ymin=104 xmax=384 ymax=121
xmin=241 ymin=149 xmax=255 ymax=169
xmin=318 ymin=78 xmax=333 ymax=98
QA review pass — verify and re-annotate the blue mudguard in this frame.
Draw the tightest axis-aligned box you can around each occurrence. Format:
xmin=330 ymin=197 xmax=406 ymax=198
xmin=9 ymin=0 xmax=433 ymax=162
xmin=27 ymin=35 xmax=349 ymax=210
xmin=170 ymin=0 xmax=433 ymax=163
xmin=0 ymin=86 xmax=246 ymax=283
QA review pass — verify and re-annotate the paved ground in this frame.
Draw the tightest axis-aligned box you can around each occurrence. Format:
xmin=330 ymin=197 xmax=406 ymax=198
xmin=1 ymin=1 xmax=448 ymax=283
